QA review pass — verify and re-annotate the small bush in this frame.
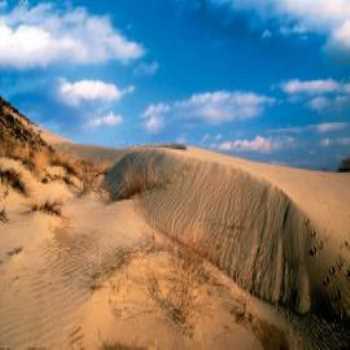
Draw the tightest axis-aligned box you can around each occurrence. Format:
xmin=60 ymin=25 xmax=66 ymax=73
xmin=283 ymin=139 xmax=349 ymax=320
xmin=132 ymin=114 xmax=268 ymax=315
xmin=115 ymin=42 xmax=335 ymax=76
xmin=50 ymin=155 xmax=81 ymax=178
xmin=101 ymin=342 xmax=146 ymax=350
xmin=0 ymin=207 xmax=8 ymax=223
xmin=159 ymin=143 xmax=187 ymax=151
xmin=7 ymin=246 xmax=23 ymax=256
xmin=146 ymin=245 xmax=208 ymax=334
xmin=0 ymin=168 xmax=27 ymax=195
xmin=29 ymin=200 xmax=62 ymax=216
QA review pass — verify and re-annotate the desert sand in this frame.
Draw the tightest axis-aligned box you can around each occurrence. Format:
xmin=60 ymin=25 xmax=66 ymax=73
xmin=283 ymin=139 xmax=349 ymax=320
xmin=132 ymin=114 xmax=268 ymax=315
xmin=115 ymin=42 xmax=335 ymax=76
xmin=1 ymin=99 xmax=350 ymax=349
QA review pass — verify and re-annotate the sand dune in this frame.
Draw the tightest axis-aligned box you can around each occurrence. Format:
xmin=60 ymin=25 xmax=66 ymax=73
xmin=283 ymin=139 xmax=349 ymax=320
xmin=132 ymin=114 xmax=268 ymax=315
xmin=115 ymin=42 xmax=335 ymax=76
xmin=2 ymin=96 xmax=350 ymax=349
xmin=106 ymin=147 xmax=350 ymax=321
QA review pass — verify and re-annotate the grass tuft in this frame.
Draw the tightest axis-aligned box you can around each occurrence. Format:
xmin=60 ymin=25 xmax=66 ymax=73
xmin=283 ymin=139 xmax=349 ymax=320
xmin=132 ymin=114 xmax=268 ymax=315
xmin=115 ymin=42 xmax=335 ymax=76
xmin=0 ymin=168 xmax=27 ymax=195
xmin=29 ymin=200 xmax=62 ymax=216
xmin=0 ymin=207 xmax=8 ymax=223
xmin=101 ymin=342 xmax=146 ymax=350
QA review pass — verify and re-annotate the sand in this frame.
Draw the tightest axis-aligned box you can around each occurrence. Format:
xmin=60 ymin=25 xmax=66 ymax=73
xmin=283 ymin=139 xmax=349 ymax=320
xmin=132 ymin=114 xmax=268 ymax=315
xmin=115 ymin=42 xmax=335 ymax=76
xmin=1 ymin=143 xmax=350 ymax=349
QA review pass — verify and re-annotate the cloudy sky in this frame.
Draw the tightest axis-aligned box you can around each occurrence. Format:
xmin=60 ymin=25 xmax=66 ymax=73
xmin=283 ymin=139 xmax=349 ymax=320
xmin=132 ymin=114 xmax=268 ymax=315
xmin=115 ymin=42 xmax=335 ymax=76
xmin=1 ymin=0 xmax=350 ymax=169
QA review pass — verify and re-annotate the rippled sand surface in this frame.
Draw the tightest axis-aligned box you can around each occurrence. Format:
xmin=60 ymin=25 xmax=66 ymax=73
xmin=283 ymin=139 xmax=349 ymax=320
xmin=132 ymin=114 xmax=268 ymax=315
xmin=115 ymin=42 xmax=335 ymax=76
xmin=1 ymin=146 xmax=350 ymax=349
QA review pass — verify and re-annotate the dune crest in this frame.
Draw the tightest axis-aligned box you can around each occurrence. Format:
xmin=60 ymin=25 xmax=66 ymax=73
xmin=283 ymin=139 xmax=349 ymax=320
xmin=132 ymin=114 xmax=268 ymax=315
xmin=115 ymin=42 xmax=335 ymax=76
xmin=106 ymin=148 xmax=350 ymax=320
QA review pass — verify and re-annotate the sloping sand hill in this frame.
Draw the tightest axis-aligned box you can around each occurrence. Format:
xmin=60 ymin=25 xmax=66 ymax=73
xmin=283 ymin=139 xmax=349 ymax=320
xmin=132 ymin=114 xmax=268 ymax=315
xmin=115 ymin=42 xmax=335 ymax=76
xmin=1 ymin=96 xmax=350 ymax=349
xmin=105 ymin=148 xmax=350 ymax=324
xmin=0 ymin=156 xmax=298 ymax=349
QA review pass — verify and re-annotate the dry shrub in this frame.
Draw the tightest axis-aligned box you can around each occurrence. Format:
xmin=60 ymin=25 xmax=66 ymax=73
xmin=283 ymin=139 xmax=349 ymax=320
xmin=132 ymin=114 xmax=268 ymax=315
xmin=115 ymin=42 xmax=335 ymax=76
xmin=0 ymin=168 xmax=27 ymax=195
xmin=101 ymin=341 xmax=146 ymax=350
xmin=50 ymin=154 xmax=107 ymax=196
xmin=50 ymin=154 xmax=81 ymax=178
xmin=146 ymin=245 xmax=209 ymax=333
xmin=0 ymin=132 xmax=51 ymax=178
xmin=29 ymin=200 xmax=62 ymax=216
xmin=0 ymin=207 xmax=8 ymax=223
xmin=89 ymin=247 xmax=134 ymax=291
xmin=7 ymin=246 xmax=23 ymax=256
xmin=157 ymin=143 xmax=187 ymax=151
xmin=229 ymin=299 xmax=289 ymax=350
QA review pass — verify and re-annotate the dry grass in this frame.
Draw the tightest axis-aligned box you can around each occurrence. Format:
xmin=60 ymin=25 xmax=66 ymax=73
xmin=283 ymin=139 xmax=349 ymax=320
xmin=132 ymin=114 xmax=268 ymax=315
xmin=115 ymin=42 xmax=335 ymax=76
xmin=50 ymin=154 xmax=109 ymax=196
xmin=7 ymin=246 xmax=23 ymax=256
xmin=29 ymin=200 xmax=62 ymax=216
xmin=146 ymin=244 xmax=209 ymax=334
xmin=50 ymin=154 xmax=81 ymax=178
xmin=229 ymin=298 xmax=289 ymax=350
xmin=0 ymin=207 xmax=8 ymax=223
xmin=0 ymin=168 xmax=27 ymax=195
xmin=101 ymin=341 xmax=146 ymax=350
xmin=89 ymin=247 xmax=135 ymax=291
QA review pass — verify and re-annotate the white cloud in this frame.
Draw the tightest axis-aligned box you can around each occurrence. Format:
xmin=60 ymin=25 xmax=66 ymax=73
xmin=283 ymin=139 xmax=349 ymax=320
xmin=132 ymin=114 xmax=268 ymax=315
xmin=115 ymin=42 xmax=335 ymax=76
xmin=281 ymin=78 xmax=350 ymax=111
xmin=134 ymin=61 xmax=159 ymax=76
xmin=216 ymin=135 xmax=294 ymax=153
xmin=308 ymin=96 xmax=331 ymax=111
xmin=174 ymin=91 xmax=275 ymax=123
xmin=315 ymin=122 xmax=348 ymax=133
xmin=321 ymin=137 xmax=350 ymax=147
xmin=87 ymin=112 xmax=123 ymax=128
xmin=142 ymin=91 xmax=274 ymax=133
xmin=0 ymin=3 xmax=144 ymax=68
xmin=271 ymin=122 xmax=349 ymax=134
xmin=142 ymin=103 xmax=169 ymax=133
xmin=215 ymin=0 xmax=350 ymax=57
xmin=282 ymin=79 xmax=340 ymax=95
xmin=325 ymin=20 xmax=350 ymax=58
xmin=58 ymin=79 xmax=134 ymax=106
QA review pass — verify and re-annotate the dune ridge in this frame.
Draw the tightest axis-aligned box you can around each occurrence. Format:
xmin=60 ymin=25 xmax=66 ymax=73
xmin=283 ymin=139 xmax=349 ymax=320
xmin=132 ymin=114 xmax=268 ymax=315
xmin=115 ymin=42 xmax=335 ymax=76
xmin=106 ymin=148 xmax=350 ymax=320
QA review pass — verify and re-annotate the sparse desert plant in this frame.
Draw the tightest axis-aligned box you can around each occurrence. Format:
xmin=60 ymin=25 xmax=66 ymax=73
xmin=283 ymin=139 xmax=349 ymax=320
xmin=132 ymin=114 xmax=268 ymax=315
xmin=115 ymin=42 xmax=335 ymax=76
xmin=158 ymin=143 xmax=187 ymax=151
xmin=146 ymin=245 xmax=208 ymax=334
xmin=0 ymin=207 xmax=8 ymax=223
xmin=78 ymin=159 xmax=98 ymax=196
xmin=147 ymin=274 xmax=188 ymax=327
xmin=7 ymin=246 xmax=23 ymax=256
xmin=101 ymin=341 xmax=146 ymax=350
xmin=50 ymin=154 xmax=81 ymax=178
xmin=29 ymin=200 xmax=62 ymax=216
xmin=0 ymin=168 xmax=27 ymax=195
xmin=24 ymin=150 xmax=50 ymax=175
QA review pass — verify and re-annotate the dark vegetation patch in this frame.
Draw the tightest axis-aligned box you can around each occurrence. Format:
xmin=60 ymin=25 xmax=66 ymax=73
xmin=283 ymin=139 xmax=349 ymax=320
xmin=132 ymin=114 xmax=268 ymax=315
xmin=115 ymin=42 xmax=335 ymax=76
xmin=0 ymin=207 xmax=8 ymax=223
xmin=0 ymin=168 xmax=27 ymax=195
xmin=155 ymin=143 xmax=187 ymax=151
xmin=29 ymin=200 xmax=62 ymax=216
xmin=101 ymin=342 xmax=146 ymax=350
xmin=338 ymin=157 xmax=350 ymax=173
xmin=7 ymin=246 xmax=23 ymax=257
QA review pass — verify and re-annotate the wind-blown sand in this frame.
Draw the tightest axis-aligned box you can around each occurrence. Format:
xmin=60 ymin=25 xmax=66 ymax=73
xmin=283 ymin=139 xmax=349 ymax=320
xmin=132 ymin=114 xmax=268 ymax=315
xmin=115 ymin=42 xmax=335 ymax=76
xmin=106 ymin=147 xmax=350 ymax=317
xmin=1 ymin=141 xmax=350 ymax=349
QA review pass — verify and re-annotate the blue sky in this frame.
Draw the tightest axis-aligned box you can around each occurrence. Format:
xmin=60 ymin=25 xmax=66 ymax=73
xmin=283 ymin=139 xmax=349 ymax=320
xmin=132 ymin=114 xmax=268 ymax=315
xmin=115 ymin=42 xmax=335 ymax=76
xmin=1 ymin=0 xmax=350 ymax=169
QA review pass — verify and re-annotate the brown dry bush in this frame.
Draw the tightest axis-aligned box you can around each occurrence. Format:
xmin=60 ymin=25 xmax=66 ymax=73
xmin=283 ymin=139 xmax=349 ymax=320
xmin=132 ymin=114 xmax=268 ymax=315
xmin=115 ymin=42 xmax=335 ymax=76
xmin=0 ymin=207 xmax=8 ymax=223
xmin=101 ymin=341 xmax=146 ymax=350
xmin=146 ymin=245 xmax=209 ymax=334
xmin=229 ymin=298 xmax=289 ymax=350
xmin=29 ymin=200 xmax=62 ymax=216
xmin=50 ymin=154 xmax=81 ymax=178
xmin=0 ymin=168 xmax=27 ymax=195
